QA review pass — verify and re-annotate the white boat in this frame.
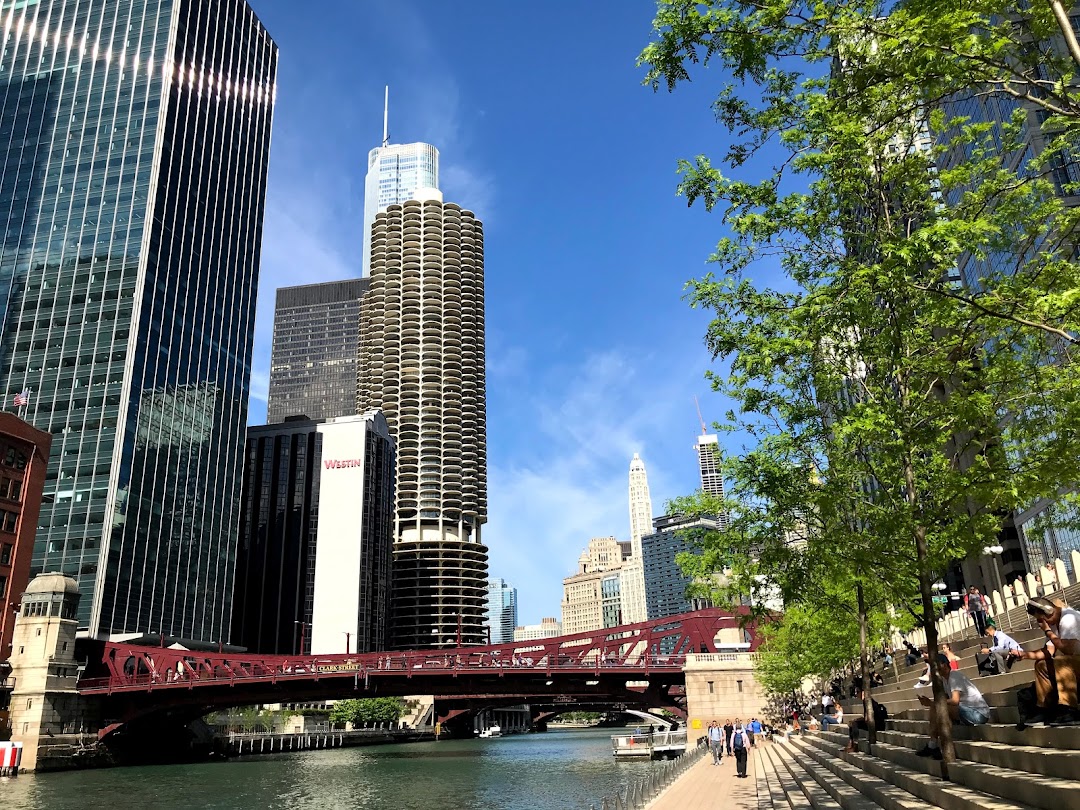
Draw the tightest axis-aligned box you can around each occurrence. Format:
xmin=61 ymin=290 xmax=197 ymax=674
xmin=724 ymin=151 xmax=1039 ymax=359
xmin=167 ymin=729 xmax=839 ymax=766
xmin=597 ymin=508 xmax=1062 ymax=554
xmin=478 ymin=725 xmax=502 ymax=738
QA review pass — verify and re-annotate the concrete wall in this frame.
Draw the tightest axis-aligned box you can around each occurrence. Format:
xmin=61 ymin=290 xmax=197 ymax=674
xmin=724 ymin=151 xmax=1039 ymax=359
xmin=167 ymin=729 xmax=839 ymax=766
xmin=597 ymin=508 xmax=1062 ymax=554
xmin=684 ymin=653 xmax=767 ymax=734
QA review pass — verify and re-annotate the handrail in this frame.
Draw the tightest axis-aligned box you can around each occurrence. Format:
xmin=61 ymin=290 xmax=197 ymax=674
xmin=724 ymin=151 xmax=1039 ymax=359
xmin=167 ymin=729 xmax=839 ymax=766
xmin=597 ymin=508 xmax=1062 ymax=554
xmin=589 ymin=738 xmax=708 ymax=810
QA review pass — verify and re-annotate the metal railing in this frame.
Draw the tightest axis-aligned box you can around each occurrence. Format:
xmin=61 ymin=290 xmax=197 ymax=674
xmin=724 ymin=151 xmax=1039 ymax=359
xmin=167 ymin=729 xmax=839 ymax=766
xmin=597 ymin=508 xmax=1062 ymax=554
xmin=588 ymin=737 xmax=709 ymax=810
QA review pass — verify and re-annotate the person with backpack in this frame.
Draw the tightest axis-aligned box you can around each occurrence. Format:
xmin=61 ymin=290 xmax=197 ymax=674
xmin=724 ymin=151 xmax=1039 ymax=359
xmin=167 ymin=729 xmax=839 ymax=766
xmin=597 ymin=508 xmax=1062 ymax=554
xmin=731 ymin=719 xmax=751 ymax=777
xmin=844 ymin=687 xmax=888 ymax=753
xmin=978 ymin=620 xmax=1021 ymax=676
xmin=707 ymin=720 xmax=724 ymax=765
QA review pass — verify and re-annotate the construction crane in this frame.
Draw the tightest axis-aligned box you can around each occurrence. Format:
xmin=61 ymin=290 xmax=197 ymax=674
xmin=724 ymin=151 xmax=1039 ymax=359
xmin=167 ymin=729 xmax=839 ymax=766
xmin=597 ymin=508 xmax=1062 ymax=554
xmin=694 ymin=396 xmax=707 ymax=436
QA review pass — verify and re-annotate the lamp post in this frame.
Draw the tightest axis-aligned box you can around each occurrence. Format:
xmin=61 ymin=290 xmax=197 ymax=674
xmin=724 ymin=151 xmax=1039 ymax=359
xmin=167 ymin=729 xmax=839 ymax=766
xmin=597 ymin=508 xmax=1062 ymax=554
xmin=343 ymin=631 xmax=351 ymax=656
xmin=932 ymin=580 xmax=947 ymax=623
xmin=983 ymin=544 xmax=1005 ymax=630
xmin=294 ymin=620 xmax=310 ymax=655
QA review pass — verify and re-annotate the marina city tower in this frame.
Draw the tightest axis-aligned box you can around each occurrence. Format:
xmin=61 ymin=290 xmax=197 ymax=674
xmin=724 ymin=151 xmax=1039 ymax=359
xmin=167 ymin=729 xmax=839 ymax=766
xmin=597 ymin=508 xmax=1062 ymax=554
xmin=0 ymin=0 xmax=277 ymax=640
xmin=357 ymin=189 xmax=488 ymax=649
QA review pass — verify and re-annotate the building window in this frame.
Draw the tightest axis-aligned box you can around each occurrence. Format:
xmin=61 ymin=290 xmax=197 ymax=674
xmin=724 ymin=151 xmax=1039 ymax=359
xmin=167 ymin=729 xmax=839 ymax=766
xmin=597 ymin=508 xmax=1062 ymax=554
xmin=36 ymin=628 xmax=41 ymax=637
xmin=62 ymin=641 xmax=68 ymax=653
xmin=0 ymin=543 xmax=11 ymax=565
xmin=737 ymin=680 xmax=743 ymax=693
xmin=0 ymin=574 xmax=6 ymax=597
xmin=708 ymin=681 xmax=714 ymax=694
xmin=26 ymin=698 xmax=32 ymax=709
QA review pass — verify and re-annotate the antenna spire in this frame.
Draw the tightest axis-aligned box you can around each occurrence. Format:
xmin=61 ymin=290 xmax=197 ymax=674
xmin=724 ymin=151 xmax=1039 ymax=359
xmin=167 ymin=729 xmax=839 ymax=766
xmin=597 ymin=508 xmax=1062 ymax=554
xmin=694 ymin=396 xmax=707 ymax=435
xmin=382 ymin=85 xmax=389 ymax=147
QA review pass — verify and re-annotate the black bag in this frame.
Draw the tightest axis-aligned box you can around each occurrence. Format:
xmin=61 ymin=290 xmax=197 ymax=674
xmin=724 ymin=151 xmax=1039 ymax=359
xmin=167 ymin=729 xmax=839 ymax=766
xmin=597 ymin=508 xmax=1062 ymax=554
xmin=1016 ymin=685 xmax=1039 ymax=724
xmin=976 ymin=652 xmax=999 ymax=676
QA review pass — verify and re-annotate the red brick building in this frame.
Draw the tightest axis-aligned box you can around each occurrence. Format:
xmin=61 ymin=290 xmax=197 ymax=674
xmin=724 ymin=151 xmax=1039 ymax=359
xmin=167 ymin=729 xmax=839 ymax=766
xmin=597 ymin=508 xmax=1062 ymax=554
xmin=0 ymin=413 xmax=52 ymax=663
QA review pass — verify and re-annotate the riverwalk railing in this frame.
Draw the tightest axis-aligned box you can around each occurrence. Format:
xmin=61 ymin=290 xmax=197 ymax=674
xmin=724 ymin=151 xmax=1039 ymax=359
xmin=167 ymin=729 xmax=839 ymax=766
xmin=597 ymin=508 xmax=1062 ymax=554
xmin=587 ymin=737 xmax=709 ymax=810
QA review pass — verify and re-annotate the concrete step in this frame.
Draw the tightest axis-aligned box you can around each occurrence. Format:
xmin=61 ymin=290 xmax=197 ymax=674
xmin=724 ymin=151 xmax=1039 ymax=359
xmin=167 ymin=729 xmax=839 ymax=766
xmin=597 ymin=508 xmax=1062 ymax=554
xmin=948 ymin=760 xmax=1080 ymax=810
xmin=898 ymin=705 xmax=1021 ymax=725
xmin=758 ymin=744 xmax=801 ymax=810
xmin=774 ymin=739 xmax=887 ymax=810
xmin=863 ymin=728 xmax=1080 ymax=780
xmin=789 ymin=735 xmax=973 ymax=810
xmin=765 ymin=741 xmax=835 ymax=809
xmin=768 ymin=739 xmax=847 ymax=809
xmin=886 ymin=718 xmax=1080 ymax=750
xmin=810 ymin=727 xmax=1080 ymax=810
xmin=797 ymin=730 xmax=1040 ymax=810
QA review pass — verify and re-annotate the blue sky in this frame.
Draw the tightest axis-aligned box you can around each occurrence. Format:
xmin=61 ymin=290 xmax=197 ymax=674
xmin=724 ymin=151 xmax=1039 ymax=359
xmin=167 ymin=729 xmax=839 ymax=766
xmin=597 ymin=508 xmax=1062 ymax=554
xmin=245 ymin=0 xmax=741 ymax=625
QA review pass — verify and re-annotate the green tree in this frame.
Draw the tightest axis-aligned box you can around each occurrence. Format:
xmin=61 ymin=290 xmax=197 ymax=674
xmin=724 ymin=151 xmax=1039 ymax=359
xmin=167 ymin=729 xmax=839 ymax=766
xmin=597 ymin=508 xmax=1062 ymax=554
xmin=329 ymin=698 xmax=404 ymax=728
xmin=641 ymin=0 xmax=1080 ymax=764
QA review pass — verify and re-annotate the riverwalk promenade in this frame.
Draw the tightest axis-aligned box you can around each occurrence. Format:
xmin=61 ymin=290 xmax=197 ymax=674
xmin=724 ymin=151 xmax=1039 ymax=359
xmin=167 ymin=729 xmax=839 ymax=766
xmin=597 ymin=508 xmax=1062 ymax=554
xmin=648 ymin=744 xmax=760 ymax=809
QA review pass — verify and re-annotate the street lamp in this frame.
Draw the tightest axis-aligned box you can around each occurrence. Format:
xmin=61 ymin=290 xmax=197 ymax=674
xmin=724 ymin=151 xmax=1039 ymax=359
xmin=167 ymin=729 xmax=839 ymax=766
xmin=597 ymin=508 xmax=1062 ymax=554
xmin=294 ymin=620 xmax=310 ymax=655
xmin=932 ymin=581 xmax=947 ymax=622
xmin=983 ymin=544 xmax=1005 ymax=601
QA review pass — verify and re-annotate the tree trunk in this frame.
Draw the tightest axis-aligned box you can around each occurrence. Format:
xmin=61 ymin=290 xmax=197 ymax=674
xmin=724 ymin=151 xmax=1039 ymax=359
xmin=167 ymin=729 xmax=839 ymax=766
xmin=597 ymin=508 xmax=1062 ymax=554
xmin=915 ymin=525 xmax=956 ymax=766
xmin=904 ymin=450 xmax=956 ymax=766
xmin=857 ymin=582 xmax=876 ymax=747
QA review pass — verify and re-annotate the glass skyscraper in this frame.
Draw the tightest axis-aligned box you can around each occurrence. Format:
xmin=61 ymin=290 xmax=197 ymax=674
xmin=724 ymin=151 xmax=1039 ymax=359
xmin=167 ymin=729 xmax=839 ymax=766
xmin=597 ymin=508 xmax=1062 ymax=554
xmin=266 ymin=279 xmax=369 ymax=423
xmin=361 ymin=142 xmax=438 ymax=276
xmin=0 ymin=0 xmax=277 ymax=640
xmin=484 ymin=577 xmax=516 ymax=644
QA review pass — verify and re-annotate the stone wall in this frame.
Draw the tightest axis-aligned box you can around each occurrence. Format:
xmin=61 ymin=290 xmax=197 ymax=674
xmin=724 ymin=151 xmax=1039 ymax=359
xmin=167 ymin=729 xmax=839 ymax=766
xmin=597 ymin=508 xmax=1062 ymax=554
xmin=684 ymin=653 xmax=767 ymax=734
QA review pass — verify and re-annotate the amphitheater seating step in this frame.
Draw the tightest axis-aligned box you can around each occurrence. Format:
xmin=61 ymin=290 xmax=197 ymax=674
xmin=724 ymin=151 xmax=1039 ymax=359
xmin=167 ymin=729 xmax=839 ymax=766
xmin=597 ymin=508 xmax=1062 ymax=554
xmin=794 ymin=732 xmax=1041 ymax=810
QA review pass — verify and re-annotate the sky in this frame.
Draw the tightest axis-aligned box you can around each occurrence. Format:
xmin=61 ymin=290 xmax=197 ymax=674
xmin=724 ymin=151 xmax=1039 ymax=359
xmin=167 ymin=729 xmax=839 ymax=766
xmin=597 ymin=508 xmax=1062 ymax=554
xmin=245 ymin=0 xmax=744 ymax=625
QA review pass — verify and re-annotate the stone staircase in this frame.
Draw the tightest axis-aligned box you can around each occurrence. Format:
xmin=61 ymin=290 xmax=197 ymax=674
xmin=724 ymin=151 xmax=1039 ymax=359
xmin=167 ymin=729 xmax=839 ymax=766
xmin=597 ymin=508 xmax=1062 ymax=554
xmin=756 ymin=622 xmax=1080 ymax=809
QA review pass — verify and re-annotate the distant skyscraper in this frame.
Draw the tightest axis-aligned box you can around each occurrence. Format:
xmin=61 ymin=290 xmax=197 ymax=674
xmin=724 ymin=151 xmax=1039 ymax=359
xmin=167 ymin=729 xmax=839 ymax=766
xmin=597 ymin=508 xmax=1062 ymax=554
xmin=642 ymin=514 xmax=719 ymax=620
xmin=620 ymin=454 xmax=652 ymax=624
xmin=0 ymin=0 xmax=277 ymax=640
xmin=361 ymin=97 xmax=439 ymax=277
xmin=562 ymin=536 xmax=628 ymax=635
xmin=696 ymin=434 xmax=731 ymax=530
xmin=629 ymin=454 xmax=653 ymax=547
xmin=266 ymin=279 xmax=369 ymax=423
xmin=357 ymin=194 xmax=488 ymax=648
xmin=485 ymin=578 xmax=518 ymax=644
xmin=513 ymin=617 xmax=562 ymax=642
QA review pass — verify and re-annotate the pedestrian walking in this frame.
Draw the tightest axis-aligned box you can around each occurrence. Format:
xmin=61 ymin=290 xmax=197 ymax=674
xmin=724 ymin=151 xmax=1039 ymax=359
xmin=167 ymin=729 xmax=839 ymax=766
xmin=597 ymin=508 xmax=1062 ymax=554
xmin=723 ymin=719 xmax=734 ymax=755
xmin=732 ymin=720 xmax=751 ymax=778
xmin=966 ymin=586 xmax=989 ymax=636
xmin=707 ymin=720 xmax=724 ymax=764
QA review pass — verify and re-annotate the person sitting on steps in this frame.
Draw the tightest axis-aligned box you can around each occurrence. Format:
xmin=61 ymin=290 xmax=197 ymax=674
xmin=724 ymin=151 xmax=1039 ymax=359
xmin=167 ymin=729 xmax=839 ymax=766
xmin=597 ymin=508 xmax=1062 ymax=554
xmin=916 ymin=654 xmax=990 ymax=760
xmin=1009 ymin=597 xmax=1080 ymax=726
xmin=978 ymin=620 xmax=1021 ymax=676
xmin=845 ymin=686 xmax=888 ymax=753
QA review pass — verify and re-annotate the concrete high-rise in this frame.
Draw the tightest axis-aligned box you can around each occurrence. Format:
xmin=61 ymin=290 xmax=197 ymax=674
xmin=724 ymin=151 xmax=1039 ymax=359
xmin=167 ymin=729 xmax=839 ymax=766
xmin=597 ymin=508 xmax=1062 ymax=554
xmin=697 ymin=434 xmax=730 ymax=529
xmin=266 ymin=280 xmax=369 ymax=423
xmin=0 ymin=0 xmax=277 ymax=640
xmin=485 ymin=577 xmax=517 ymax=645
xmin=357 ymin=193 xmax=488 ymax=648
xmin=361 ymin=135 xmax=439 ymax=277
xmin=620 ymin=453 xmax=652 ymax=625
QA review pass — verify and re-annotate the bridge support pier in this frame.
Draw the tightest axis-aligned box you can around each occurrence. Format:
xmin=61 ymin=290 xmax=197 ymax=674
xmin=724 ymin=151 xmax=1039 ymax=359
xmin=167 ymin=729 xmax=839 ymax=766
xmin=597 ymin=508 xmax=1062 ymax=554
xmin=5 ymin=574 xmax=110 ymax=772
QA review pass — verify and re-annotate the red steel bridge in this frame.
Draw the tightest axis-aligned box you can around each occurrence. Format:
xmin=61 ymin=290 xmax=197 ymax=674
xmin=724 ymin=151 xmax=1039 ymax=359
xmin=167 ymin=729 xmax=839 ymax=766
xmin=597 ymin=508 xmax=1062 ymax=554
xmin=77 ymin=608 xmax=755 ymax=741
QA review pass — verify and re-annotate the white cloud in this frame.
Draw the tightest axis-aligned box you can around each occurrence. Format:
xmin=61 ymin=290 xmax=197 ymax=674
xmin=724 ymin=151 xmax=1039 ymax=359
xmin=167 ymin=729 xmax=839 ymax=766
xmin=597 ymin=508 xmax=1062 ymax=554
xmin=486 ymin=348 xmax=708 ymax=624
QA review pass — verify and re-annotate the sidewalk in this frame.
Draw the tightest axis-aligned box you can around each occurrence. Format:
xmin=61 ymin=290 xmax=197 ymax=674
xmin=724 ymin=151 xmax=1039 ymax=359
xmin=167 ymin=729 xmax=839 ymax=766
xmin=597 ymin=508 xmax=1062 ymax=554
xmin=648 ymin=744 xmax=761 ymax=809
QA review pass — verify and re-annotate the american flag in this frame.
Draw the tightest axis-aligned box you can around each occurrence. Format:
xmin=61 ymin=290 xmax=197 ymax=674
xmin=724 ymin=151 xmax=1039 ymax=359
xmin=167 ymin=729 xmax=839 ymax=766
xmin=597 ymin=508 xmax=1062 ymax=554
xmin=12 ymin=391 xmax=29 ymax=407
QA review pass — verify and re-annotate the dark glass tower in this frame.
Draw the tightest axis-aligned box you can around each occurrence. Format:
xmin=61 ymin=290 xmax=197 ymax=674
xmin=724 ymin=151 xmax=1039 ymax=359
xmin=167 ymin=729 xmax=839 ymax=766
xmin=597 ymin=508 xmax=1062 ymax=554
xmin=0 ymin=0 xmax=277 ymax=640
xmin=266 ymin=279 xmax=369 ymax=424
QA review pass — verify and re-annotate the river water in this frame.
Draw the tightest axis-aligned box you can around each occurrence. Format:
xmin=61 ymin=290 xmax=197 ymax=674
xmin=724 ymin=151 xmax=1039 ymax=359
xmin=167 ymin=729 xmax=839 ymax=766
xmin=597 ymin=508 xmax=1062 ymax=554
xmin=1 ymin=727 xmax=662 ymax=810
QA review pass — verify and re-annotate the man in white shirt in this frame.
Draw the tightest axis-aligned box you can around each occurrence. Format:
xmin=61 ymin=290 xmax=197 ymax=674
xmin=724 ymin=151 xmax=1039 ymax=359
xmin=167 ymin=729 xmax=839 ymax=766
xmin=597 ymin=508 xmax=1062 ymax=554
xmin=980 ymin=621 xmax=1022 ymax=675
xmin=1012 ymin=598 xmax=1080 ymax=721
xmin=917 ymin=654 xmax=990 ymax=759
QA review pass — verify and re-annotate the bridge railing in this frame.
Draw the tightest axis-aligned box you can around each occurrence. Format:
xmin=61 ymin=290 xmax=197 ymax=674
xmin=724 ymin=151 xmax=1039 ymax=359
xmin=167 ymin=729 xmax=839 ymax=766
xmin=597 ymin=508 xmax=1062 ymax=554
xmin=80 ymin=608 xmax=758 ymax=694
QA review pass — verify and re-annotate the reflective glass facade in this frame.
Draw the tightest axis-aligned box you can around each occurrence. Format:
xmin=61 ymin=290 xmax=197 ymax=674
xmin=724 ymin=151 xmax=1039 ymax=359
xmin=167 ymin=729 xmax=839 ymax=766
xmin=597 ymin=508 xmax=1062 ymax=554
xmin=266 ymin=279 xmax=368 ymax=424
xmin=0 ymin=0 xmax=277 ymax=640
xmin=361 ymin=142 xmax=438 ymax=277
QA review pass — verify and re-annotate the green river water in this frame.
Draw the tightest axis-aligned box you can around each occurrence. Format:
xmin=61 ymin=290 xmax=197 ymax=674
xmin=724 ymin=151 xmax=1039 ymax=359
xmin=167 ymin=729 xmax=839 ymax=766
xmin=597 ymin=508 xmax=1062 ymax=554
xmin=1 ymin=727 xmax=661 ymax=810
